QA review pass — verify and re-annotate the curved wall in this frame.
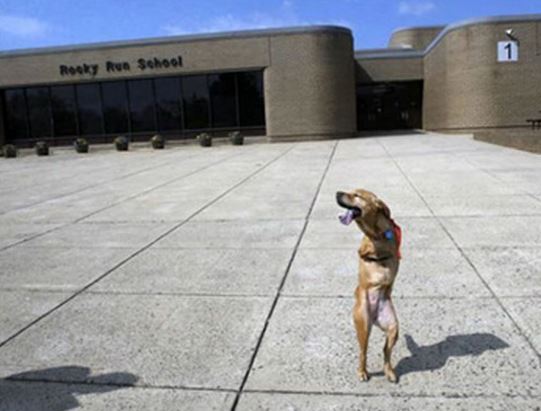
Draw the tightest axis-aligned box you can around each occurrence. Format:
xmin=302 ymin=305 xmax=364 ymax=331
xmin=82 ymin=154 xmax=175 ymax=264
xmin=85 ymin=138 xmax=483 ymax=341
xmin=423 ymin=16 xmax=541 ymax=131
xmin=389 ymin=26 xmax=444 ymax=50
xmin=265 ymin=30 xmax=356 ymax=140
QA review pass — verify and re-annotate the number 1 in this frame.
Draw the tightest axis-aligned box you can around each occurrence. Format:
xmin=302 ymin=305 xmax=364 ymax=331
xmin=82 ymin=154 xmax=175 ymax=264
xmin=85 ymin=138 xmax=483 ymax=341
xmin=504 ymin=43 xmax=512 ymax=60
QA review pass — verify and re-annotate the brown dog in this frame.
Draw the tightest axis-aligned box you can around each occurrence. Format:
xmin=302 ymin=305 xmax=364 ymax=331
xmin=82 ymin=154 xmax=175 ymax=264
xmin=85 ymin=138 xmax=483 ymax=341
xmin=336 ymin=189 xmax=402 ymax=383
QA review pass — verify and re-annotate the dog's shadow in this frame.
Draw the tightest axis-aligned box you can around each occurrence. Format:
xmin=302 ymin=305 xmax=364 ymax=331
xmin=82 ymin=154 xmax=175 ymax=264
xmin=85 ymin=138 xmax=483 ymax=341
xmin=396 ymin=333 xmax=509 ymax=377
xmin=0 ymin=365 xmax=138 ymax=411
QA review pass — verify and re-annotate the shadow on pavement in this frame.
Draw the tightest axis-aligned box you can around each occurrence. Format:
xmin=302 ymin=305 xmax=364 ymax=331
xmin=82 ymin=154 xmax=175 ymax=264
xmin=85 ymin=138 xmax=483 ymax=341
xmin=396 ymin=333 xmax=510 ymax=377
xmin=0 ymin=365 xmax=138 ymax=411
xmin=354 ymin=129 xmax=426 ymax=138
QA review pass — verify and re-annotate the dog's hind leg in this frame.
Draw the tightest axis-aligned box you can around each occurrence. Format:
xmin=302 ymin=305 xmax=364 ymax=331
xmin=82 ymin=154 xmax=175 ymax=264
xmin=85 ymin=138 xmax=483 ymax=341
xmin=380 ymin=299 xmax=399 ymax=383
xmin=353 ymin=288 xmax=371 ymax=381
xmin=383 ymin=322 xmax=399 ymax=382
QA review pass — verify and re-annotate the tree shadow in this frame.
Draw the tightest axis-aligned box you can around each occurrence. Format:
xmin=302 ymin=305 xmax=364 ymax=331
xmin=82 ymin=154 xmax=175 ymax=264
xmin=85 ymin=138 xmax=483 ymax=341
xmin=396 ymin=333 xmax=509 ymax=378
xmin=0 ymin=365 xmax=138 ymax=411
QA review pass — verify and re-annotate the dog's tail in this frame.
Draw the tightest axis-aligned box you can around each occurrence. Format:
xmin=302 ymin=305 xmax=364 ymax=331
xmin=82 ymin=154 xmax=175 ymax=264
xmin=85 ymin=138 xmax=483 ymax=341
xmin=405 ymin=334 xmax=420 ymax=355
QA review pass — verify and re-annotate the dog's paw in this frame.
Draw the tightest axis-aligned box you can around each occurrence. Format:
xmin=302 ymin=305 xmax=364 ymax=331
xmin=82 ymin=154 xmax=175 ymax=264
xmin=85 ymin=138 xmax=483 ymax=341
xmin=384 ymin=365 xmax=398 ymax=383
xmin=357 ymin=369 xmax=369 ymax=382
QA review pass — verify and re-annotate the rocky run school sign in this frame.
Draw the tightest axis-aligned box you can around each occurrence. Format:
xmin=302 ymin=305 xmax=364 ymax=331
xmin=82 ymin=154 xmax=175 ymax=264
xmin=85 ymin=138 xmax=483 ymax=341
xmin=59 ymin=55 xmax=183 ymax=77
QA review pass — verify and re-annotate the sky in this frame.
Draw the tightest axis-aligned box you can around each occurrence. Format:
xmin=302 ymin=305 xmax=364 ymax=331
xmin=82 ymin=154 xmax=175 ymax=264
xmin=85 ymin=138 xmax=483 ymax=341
xmin=0 ymin=0 xmax=539 ymax=52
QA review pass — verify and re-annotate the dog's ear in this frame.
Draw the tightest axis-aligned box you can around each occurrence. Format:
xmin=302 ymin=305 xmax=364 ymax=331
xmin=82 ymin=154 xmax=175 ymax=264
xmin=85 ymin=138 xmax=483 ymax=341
xmin=376 ymin=199 xmax=391 ymax=218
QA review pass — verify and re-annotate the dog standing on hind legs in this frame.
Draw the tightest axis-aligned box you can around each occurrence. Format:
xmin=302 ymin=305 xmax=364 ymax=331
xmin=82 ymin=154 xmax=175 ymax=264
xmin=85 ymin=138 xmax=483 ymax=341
xmin=336 ymin=189 xmax=402 ymax=383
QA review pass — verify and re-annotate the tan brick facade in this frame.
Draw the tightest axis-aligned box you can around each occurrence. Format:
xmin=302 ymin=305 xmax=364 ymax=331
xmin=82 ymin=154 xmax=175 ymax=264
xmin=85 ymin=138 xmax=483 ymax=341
xmin=0 ymin=27 xmax=357 ymax=144
xmin=388 ymin=26 xmax=444 ymax=50
xmin=355 ymin=15 xmax=541 ymax=134
xmin=1 ymin=15 xmax=541 ymax=145
xmin=423 ymin=18 xmax=541 ymax=132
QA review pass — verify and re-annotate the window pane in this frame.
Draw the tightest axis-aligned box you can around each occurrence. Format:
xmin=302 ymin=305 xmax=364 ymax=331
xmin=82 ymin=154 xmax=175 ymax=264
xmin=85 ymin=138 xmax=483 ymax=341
xmin=101 ymin=81 xmax=129 ymax=134
xmin=76 ymin=83 xmax=103 ymax=135
xmin=237 ymin=71 xmax=265 ymax=127
xmin=51 ymin=85 xmax=77 ymax=136
xmin=4 ymin=89 xmax=29 ymax=140
xmin=209 ymin=73 xmax=237 ymax=128
xmin=154 ymin=77 xmax=182 ymax=131
xmin=182 ymin=75 xmax=209 ymax=130
xmin=26 ymin=87 xmax=52 ymax=138
xmin=128 ymin=79 xmax=156 ymax=132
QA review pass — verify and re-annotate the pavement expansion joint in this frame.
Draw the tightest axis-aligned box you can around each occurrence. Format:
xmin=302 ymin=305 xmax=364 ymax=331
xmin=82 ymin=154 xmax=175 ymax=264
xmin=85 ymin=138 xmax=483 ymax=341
xmin=83 ymin=290 xmax=273 ymax=299
xmin=4 ymin=377 xmax=238 ymax=394
xmin=242 ymin=388 xmax=541 ymax=399
xmin=229 ymin=141 xmax=339 ymax=411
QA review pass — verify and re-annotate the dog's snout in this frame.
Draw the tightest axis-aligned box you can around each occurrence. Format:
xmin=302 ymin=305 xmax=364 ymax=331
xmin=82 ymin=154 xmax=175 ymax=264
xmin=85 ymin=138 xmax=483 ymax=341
xmin=336 ymin=191 xmax=348 ymax=208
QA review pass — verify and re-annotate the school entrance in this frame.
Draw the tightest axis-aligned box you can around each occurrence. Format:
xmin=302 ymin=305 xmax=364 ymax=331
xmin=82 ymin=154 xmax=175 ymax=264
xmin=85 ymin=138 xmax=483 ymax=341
xmin=356 ymin=80 xmax=423 ymax=131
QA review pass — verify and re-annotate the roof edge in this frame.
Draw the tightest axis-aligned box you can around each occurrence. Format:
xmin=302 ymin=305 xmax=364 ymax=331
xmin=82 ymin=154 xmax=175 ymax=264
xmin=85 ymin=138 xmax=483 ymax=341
xmin=0 ymin=25 xmax=352 ymax=59
xmin=355 ymin=49 xmax=424 ymax=60
xmin=366 ymin=14 xmax=541 ymax=59
xmin=424 ymin=13 xmax=541 ymax=54
xmin=390 ymin=25 xmax=446 ymax=37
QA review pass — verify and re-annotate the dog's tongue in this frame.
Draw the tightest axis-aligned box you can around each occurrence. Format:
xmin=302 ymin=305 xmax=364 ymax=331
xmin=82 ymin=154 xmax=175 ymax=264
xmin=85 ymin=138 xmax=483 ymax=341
xmin=339 ymin=209 xmax=356 ymax=225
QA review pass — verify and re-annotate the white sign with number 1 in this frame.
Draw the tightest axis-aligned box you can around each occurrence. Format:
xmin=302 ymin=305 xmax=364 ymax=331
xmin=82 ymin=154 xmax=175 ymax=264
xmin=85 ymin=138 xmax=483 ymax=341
xmin=498 ymin=41 xmax=518 ymax=62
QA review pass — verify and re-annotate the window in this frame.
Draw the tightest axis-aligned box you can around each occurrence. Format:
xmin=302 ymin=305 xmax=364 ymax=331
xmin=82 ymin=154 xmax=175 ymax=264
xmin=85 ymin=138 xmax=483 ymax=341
xmin=2 ymin=70 xmax=265 ymax=145
xmin=101 ymin=81 xmax=129 ymax=134
xmin=4 ymin=89 xmax=29 ymax=140
xmin=128 ymin=79 xmax=156 ymax=132
xmin=208 ymin=73 xmax=237 ymax=128
xmin=182 ymin=75 xmax=210 ymax=130
xmin=26 ymin=87 xmax=52 ymax=138
xmin=51 ymin=85 xmax=77 ymax=136
xmin=76 ymin=83 xmax=103 ymax=135
xmin=237 ymin=71 xmax=265 ymax=127
xmin=154 ymin=77 xmax=182 ymax=131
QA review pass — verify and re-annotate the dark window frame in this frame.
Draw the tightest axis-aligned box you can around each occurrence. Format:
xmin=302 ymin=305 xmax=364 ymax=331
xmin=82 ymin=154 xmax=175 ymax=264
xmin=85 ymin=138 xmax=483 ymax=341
xmin=1 ymin=69 xmax=266 ymax=146
xmin=127 ymin=78 xmax=157 ymax=133
xmin=208 ymin=72 xmax=239 ymax=129
xmin=25 ymin=86 xmax=53 ymax=139
xmin=50 ymin=84 xmax=79 ymax=137
xmin=237 ymin=71 xmax=265 ymax=127
xmin=2 ymin=88 xmax=31 ymax=140
xmin=75 ymin=82 xmax=105 ymax=137
xmin=154 ymin=76 xmax=184 ymax=132
xmin=182 ymin=74 xmax=211 ymax=131
xmin=101 ymin=80 xmax=131 ymax=135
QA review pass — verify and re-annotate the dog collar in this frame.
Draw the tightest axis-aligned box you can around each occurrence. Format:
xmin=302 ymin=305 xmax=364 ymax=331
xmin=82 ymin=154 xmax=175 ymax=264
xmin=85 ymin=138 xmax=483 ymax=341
xmin=384 ymin=221 xmax=402 ymax=259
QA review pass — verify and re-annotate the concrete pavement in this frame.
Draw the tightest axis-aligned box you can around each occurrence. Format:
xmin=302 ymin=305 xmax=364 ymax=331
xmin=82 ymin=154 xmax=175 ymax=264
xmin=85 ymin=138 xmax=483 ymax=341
xmin=0 ymin=134 xmax=540 ymax=410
